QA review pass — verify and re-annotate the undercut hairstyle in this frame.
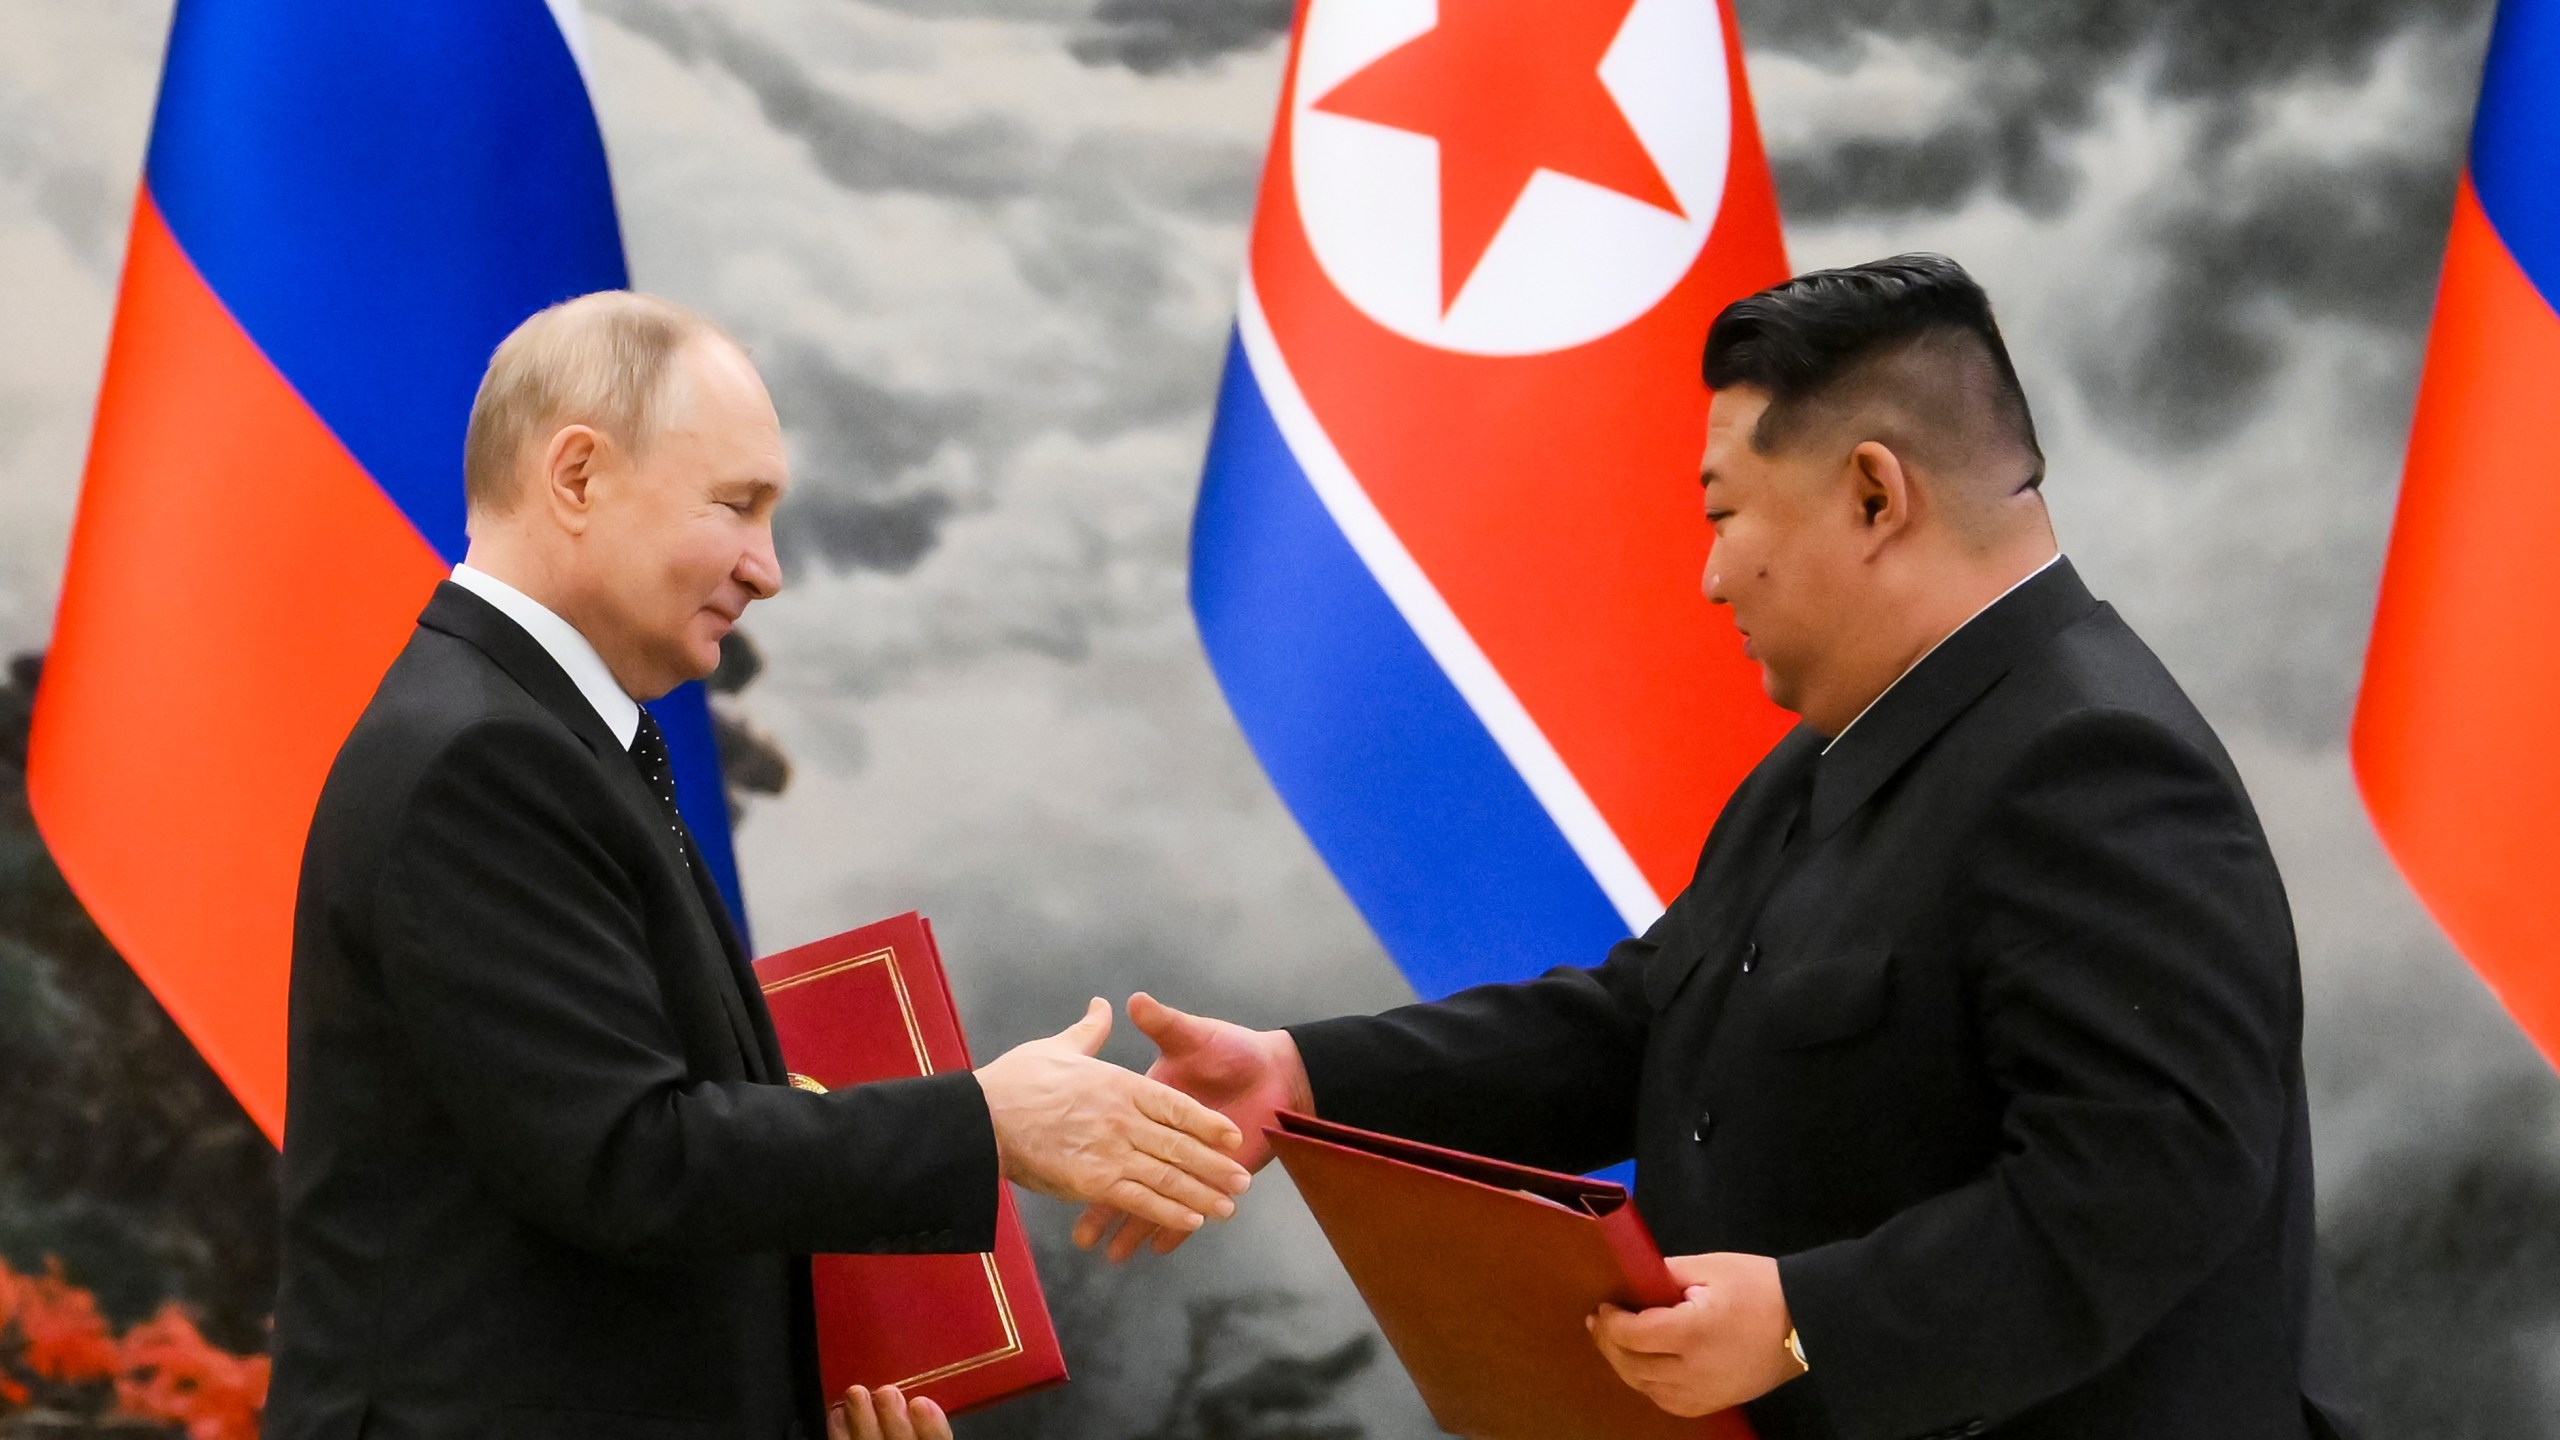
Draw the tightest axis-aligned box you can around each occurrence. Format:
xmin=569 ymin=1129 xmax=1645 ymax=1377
xmin=462 ymin=290 xmax=735 ymax=515
xmin=1702 ymin=254 xmax=2046 ymax=505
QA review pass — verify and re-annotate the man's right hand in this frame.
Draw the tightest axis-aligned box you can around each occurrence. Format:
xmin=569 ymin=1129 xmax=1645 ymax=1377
xmin=1071 ymin=992 xmax=1312 ymax=1262
xmin=975 ymin=998 xmax=1252 ymax=1237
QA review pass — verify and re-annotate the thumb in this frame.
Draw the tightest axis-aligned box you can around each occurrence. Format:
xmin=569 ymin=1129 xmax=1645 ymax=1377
xmin=1056 ymin=996 xmax=1112 ymax=1056
xmin=1128 ymin=991 xmax=1212 ymax=1056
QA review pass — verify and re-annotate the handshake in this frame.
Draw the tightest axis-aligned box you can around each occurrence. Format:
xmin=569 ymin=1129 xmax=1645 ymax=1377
xmin=972 ymin=991 xmax=1305 ymax=1251
xmin=831 ymin=994 xmax=1295 ymax=1440
xmin=855 ymin=992 xmax=1795 ymax=1440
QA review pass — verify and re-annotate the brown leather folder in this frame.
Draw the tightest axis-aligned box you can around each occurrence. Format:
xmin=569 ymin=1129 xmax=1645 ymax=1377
xmin=755 ymin=913 xmax=1067 ymax=1416
xmin=1268 ymin=1112 xmax=1755 ymax=1440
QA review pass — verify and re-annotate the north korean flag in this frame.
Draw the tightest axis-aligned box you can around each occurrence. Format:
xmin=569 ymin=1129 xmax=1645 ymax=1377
xmin=1192 ymin=0 xmax=1794 ymax=1001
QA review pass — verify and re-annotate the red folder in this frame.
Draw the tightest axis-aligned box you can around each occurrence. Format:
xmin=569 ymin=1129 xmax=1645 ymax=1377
xmin=1267 ymin=1112 xmax=1756 ymax=1440
xmin=754 ymin=914 xmax=1066 ymax=1415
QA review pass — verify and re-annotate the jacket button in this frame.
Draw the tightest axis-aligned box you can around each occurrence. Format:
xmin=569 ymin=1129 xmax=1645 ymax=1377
xmin=1740 ymin=943 xmax=1758 ymax=974
xmin=1691 ymin=1110 xmax=1712 ymax=1142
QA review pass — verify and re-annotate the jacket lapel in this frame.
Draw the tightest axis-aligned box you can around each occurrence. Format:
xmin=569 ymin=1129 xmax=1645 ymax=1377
xmin=1805 ymin=559 xmax=2100 ymax=842
xmin=420 ymin=582 xmax=622 ymax=759
xmin=674 ymin=821 xmax=786 ymax=1084
xmin=419 ymin=582 xmax=771 ymax=1082
xmin=1645 ymin=561 xmax=2100 ymax=1009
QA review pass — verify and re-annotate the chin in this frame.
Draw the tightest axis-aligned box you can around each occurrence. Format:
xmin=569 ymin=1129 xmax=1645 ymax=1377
xmin=680 ymin=625 xmax=728 ymax=679
xmin=1759 ymin=666 xmax=1798 ymax=714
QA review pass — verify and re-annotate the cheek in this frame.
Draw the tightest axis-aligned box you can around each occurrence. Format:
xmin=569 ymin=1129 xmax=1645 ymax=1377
xmin=1717 ymin=525 xmax=1780 ymax=593
xmin=664 ymin=523 xmax=739 ymax=596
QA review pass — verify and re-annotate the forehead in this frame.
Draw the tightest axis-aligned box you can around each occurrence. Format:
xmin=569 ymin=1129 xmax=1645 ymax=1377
xmin=667 ymin=338 xmax=772 ymax=419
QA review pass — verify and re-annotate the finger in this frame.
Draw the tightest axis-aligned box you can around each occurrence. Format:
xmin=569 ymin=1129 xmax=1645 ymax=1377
xmin=876 ymin=1386 xmax=918 ymax=1440
xmin=1099 ymin=1176 xmax=1208 ymax=1235
xmin=912 ymin=1396 xmax=951 ymax=1440
xmin=1072 ymin=1202 xmax=1121 ymax=1250
xmin=1110 ymin=1220 xmax=1162 ymax=1263
xmin=1664 ymin=1252 xmax=1720 ymax=1286
xmin=1054 ymin=996 xmax=1113 ymax=1056
xmin=842 ymin=1387 xmax=884 ymax=1440
xmin=1101 ymin=1215 xmax=1168 ymax=1263
xmin=1149 ymin=1222 xmax=1190 ymax=1255
xmin=1132 ymin=1079 xmax=1247 ymax=1154
xmin=1131 ymin=1124 xmax=1253 ymax=1202
xmin=1589 ymin=1303 xmax=1687 ymax=1357
xmin=1126 ymin=1132 xmax=1244 ymax=1209
xmin=1598 ymin=1302 xmax=1698 ymax=1357
xmin=1606 ymin=1348 xmax=1698 ymax=1384
xmin=828 ymin=1396 xmax=852 ymax=1440
xmin=1587 ymin=1315 xmax=1646 ymax=1386
xmin=1127 ymin=991 xmax=1216 ymax=1057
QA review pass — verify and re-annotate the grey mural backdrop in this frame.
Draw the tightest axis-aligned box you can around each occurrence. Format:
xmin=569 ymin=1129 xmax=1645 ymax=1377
xmin=2 ymin=0 xmax=2554 ymax=1435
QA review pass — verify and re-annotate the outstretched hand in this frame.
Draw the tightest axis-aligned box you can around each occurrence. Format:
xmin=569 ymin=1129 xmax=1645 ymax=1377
xmin=1072 ymin=992 xmax=1312 ymax=1262
xmin=977 ymin=998 xmax=1252 ymax=1239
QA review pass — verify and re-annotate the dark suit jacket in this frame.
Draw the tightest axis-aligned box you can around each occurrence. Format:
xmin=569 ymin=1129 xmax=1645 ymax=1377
xmin=266 ymin=583 xmax=1000 ymax=1440
xmin=1290 ymin=561 xmax=2356 ymax=1440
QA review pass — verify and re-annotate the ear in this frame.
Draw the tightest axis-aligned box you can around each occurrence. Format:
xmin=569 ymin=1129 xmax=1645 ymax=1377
xmin=1846 ymin=440 xmax=1916 ymax=555
xmin=537 ymin=424 xmax=604 ymax=535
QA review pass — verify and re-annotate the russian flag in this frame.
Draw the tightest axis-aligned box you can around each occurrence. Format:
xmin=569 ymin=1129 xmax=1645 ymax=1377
xmin=1191 ymin=0 xmax=1793 ymax=1001
xmin=2354 ymin=0 xmax=2560 ymax=1069
xmin=27 ymin=0 xmax=749 ymax=1143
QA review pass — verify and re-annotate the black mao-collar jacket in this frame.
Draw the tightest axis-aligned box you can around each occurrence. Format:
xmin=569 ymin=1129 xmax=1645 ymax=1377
xmin=1293 ymin=560 xmax=2357 ymax=1440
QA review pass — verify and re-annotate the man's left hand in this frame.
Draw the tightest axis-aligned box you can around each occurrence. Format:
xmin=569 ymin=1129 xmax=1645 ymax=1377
xmin=1588 ymin=1252 xmax=1805 ymax=1417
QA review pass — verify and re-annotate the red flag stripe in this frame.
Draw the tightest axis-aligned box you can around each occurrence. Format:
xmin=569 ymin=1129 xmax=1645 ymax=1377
xmin=28 ymin=192 xmax=444 ymax=1140
xmin=2353 ymin=175 xmax=2560 ymax=1069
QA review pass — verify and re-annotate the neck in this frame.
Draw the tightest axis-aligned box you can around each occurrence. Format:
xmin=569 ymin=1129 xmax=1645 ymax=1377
xmin=459 ymin=530 xmax=639 ymax=690
xmin=462 ymin=529 xmax=568 ymax=612
xmin=1802 ymin=532 xmax=2058 ymax=738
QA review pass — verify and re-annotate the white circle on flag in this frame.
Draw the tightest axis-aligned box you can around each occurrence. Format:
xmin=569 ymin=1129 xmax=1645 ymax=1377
xmin=1290 ymin=0 xmax=1732 ymax=357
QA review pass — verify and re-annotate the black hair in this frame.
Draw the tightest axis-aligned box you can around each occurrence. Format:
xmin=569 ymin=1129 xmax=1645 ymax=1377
xmin=1703 ymin=253 xmax=2044 ymax=489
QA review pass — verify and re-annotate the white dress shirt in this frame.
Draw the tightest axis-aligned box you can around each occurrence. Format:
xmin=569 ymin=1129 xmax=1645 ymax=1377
xmin=449 ymin=564 xmax=642 ymax=750
xmin=1823 ymin=552 xmax=2063 ymax=754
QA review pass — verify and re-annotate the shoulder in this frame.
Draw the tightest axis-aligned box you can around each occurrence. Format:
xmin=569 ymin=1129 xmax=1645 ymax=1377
xmin=1979 ymin=604 xmax=2245 ymax=796
xmin=302 ymin=627 xmax=622 ymax=936
xmin=322 ymin=627 xmax=604 ymax=827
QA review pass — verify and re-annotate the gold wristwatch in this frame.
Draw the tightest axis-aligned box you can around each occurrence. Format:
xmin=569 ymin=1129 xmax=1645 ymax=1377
xmin=1784 ymin=1327 xmax=1809 ymax=1373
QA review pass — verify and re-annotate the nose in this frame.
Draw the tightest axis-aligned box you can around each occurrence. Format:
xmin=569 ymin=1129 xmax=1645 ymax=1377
xmin=1702 ymin=537 xmax=1727 ymax=606
xmin=738 ymin=523 xmax=783 ymax=601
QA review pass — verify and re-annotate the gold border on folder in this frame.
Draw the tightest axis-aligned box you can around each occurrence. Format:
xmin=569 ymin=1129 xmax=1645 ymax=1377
xmin=763 ymin=944 xmax=1026 ymax=1389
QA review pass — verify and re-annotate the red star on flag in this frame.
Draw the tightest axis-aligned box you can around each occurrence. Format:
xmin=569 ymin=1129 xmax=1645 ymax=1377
xmin=1313 ymin=0 xmax=1685 ymax=313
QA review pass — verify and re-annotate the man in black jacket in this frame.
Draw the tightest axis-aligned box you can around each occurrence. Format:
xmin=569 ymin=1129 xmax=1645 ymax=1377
xmin=266 ymin=292 xmax=1252 ymax=1440
xmin=1078 ymin=256 xmax=2356 ymax=1440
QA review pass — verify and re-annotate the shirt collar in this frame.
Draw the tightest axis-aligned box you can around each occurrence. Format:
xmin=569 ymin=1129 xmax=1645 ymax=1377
xmin=1821 ymin=552 xmax=2062 ymax=756
xmin=449 ymin=564 xmax=642 ymax=750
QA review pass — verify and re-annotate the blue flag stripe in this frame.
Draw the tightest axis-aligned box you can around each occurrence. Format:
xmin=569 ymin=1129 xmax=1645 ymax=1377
xmin=1192 ymin=331 xmax=1630 ymax=999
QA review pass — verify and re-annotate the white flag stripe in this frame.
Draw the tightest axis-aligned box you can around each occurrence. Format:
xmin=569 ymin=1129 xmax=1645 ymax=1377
xmin=1232 ymin=273 xmax=1669 ymax=935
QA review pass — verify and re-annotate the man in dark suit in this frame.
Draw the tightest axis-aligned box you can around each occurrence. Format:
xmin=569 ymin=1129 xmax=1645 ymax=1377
xmin=1076 ymin=256 xmax=2356 ymax=1439
xmin=266 ymin=291 xmax=1253 ymax=1440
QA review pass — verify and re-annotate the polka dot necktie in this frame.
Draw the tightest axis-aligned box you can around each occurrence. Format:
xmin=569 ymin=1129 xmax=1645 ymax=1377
xmin=628 ymin=710 xmax=691 ymax=869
